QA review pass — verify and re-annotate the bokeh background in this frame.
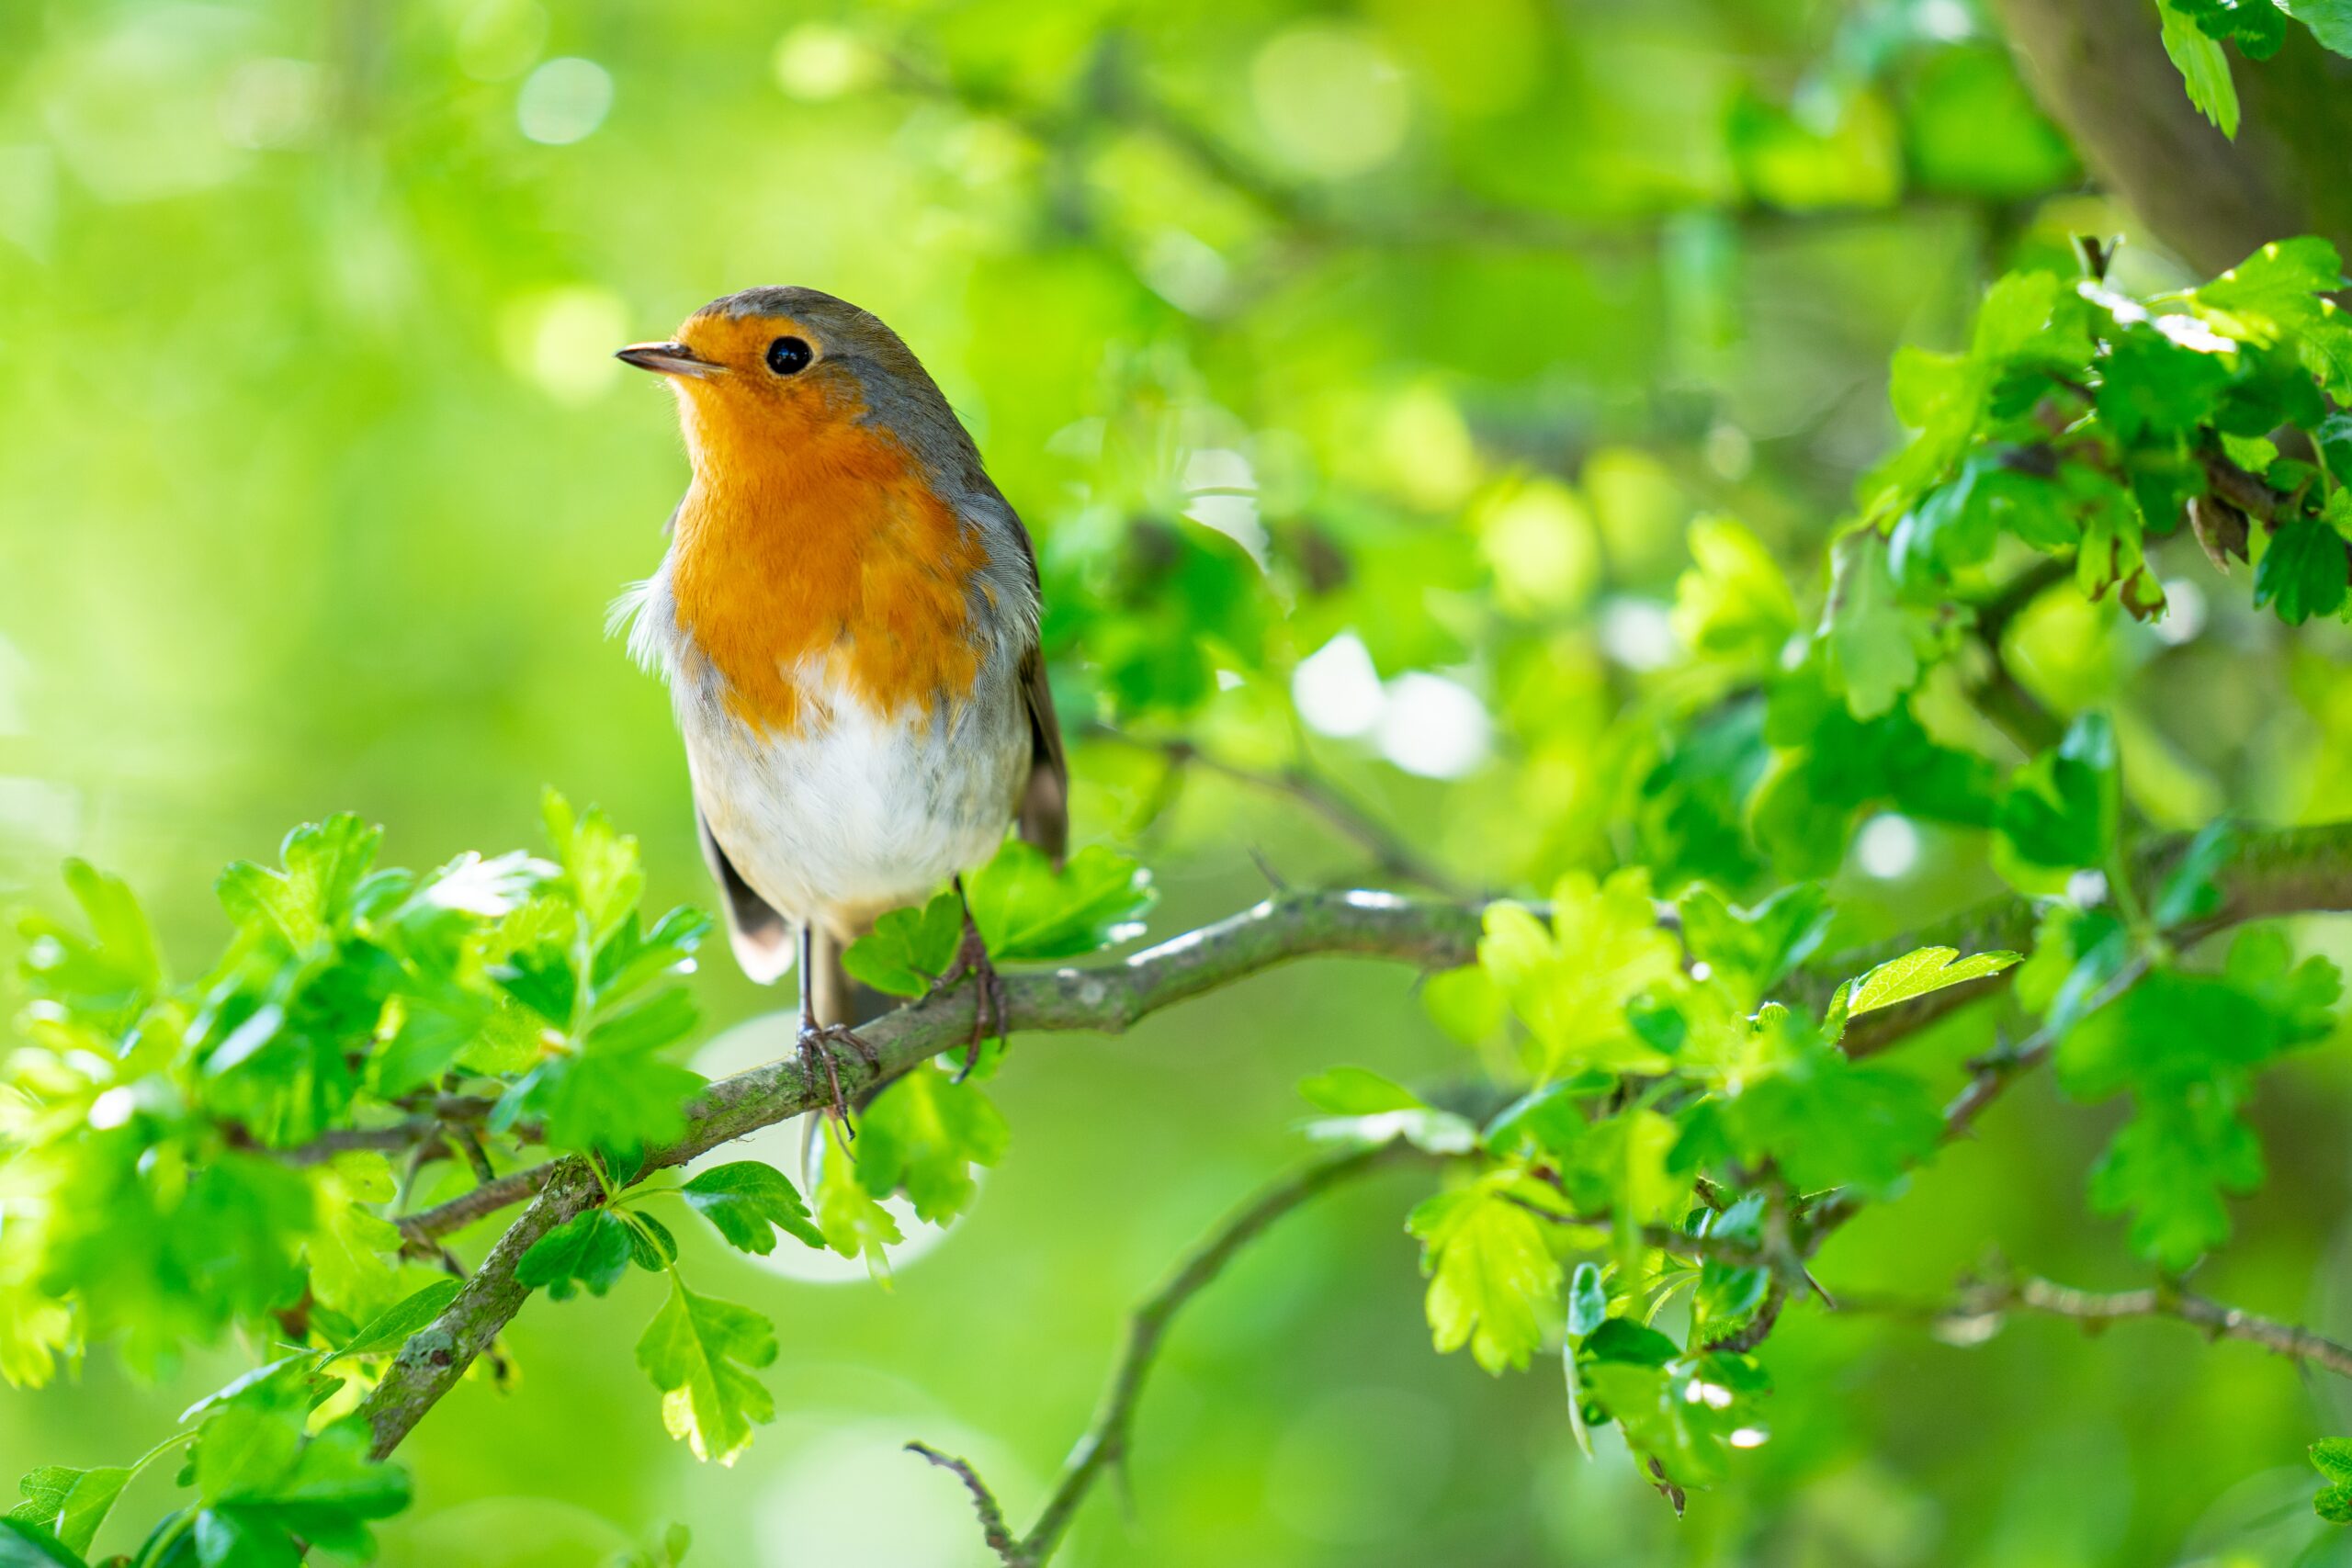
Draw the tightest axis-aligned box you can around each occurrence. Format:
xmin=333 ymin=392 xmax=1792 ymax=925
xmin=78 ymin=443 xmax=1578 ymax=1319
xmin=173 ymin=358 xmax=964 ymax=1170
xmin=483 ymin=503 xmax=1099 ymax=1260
xmin=7 ymin=0 xmax=2352 ymax=1563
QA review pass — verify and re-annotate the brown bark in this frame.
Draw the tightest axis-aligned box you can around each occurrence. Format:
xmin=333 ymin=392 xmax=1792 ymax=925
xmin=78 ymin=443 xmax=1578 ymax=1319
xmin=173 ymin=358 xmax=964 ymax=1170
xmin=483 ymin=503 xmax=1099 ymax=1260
xmin=1993 ymin=0 xmax=2352 ymax=274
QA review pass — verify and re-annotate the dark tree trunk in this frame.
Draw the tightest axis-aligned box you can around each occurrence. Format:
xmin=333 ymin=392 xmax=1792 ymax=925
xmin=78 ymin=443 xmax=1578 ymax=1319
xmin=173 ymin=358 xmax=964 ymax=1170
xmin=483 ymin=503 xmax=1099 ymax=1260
xmin=1993 ymin=0 xmax=2352 ymax=275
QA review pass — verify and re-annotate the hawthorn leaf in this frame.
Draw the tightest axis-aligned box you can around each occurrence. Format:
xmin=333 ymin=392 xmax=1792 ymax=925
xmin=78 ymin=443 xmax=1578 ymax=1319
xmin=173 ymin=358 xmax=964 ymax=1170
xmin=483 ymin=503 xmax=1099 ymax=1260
xmin=1479 ymin=869 xmax=1683 ymax=1078
xmin=680 ymin=1162 xmax=825 ymax=1255
xmin=9 ymin=1467 xmax=129 ymax=1557
xmin=1822 ymin=532 xmax=1929 ymax=719
xmin=1734 ymin=1043 xmax=1943 ymax=1197
xmin=542 ymin=791 xmax=645 ymax=942
xmin=215 ymin=816 xmax=381 ymax=953
xmin=635 ymin=1278 xmax=777 ymax=1466
xmin=332 ymin=1279 xmax=463 ymax=1359
xmin=816 ymin=1155 xmax=902 ymax=1281
xmin=966 ymin=841 xmax=1155 ymax=960
xmin=1997 ymin=713 xmax=2120 ymax=872
xmin=1407 ymin=1183 xmax=1561 ymax=1374
xmin=2253 ymin=515 xmax=2349 ymax=625
xmin=516 ymin=1209 xmax=635 ymax=1300
xmin=1823 ymin=946 xmax=2021 ymax=1039
xmin=854 ymin=1068 xmax=1008 ymax=1226
xmin=2088 ymin=1089 xmax=2262 ymax=1269
xmin=2156 ymin=0 xmax=2240 ymax=136
xmin=0 ymin=1517 xmax=87 ymax=1568
xmin=841 ymin=893 xmax=964 ymax=998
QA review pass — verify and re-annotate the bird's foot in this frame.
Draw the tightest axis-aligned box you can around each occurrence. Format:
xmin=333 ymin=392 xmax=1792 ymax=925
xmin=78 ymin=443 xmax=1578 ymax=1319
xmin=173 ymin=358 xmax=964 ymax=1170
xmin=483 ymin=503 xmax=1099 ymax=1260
xmin=797 ymin=1021 xmax=878 ymax=1132
xmin=932 ymin=921 xmax=1008 ymax=1083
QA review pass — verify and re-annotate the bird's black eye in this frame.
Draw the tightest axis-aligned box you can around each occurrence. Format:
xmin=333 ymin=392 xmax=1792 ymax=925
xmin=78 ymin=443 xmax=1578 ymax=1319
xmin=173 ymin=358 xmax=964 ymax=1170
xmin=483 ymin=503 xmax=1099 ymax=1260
xmin=765 ymin=335 xmax=813 ymax=376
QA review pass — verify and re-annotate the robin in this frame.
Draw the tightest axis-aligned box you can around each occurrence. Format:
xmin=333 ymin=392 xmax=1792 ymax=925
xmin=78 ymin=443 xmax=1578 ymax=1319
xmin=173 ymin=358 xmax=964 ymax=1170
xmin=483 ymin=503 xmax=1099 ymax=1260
xmin=611 ymin=288 xmax=1067 ymax=1120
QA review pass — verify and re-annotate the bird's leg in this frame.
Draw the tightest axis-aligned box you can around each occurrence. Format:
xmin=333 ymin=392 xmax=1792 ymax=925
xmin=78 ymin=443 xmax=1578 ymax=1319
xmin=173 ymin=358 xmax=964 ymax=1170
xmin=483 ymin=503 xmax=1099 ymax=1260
xmin=795 ymin=924 xmax=876 ymax=1133
xmin=933 ymin=875 xmax=1008 ymax=1083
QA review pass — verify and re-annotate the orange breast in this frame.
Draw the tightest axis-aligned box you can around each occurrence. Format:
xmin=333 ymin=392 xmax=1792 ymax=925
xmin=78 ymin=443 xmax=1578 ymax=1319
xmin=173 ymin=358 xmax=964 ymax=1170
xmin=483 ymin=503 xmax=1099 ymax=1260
xmin=668 ymin=391 xmax=991 ymax=736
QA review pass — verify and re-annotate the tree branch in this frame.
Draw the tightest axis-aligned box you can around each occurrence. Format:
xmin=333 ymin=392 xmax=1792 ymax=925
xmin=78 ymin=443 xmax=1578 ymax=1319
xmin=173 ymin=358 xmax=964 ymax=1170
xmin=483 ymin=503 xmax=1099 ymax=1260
xmin=357 ymin=818 xmax=2352 ymax=1461
xmin=905 ymin=1444 xmax=1022 ymax=1563
xmin=910 ymin=1139 xmax=1419 ymax=1568
xmin=1841 ymin=1271 xmax=2352 ymax=1380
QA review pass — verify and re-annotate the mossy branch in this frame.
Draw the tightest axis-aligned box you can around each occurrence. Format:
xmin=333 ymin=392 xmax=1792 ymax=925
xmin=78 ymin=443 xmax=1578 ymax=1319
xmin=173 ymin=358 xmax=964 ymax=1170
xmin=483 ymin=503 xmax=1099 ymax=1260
xmin=360 ymin=818 xmax=2352 ymax=1461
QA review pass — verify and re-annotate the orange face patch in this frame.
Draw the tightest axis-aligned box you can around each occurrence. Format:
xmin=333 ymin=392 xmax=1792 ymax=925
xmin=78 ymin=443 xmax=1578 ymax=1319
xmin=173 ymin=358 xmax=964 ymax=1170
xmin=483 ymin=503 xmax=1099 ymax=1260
xmin=663 ymin=313 xmax=991 ymax=735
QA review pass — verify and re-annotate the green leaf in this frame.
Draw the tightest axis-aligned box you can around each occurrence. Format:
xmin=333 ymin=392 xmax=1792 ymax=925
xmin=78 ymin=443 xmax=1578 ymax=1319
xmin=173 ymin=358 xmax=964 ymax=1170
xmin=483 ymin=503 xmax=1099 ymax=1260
xmin=542 ymin=791 xmax=646 ymax=942
xmin=680 ymin=1162 xmax=826 ymax=1255
xmin=1821 ymin=532 xmax=1930 ymax=719
xmin=1297 ymin=1066 xmax=1425 ymax=1115
xmin=1564 ymin=1261 xmax=1608 ymax=1338
xmin=9 ymin=1467 xmax=129 ymax=1557
xmin=2157 ymin=0 xmax=2241 ymax=137
xmin=816 ymin=1153 xmax=902 ymax=1280
xmin=853 ymin=1068 xmax=1009 ymax=1226
xmin=2312 ymin=1437 xmax=2352 ymax=1484
xmin=495 ymin=998 xmax=707 ymax=1155
xmin=2087 ymin=1089 xmax=2261 ymax=1269
xmin=1674 ymin=883 xmax=1832 ymax=1006
xmin=1824 ymin=946 xmax=2021 ymax=1038
xmin=215 ymin=816 xmax=382 ymax=952
xmin=1997 ymin=713 xmax=2120 ymax=872
xmin=635 ymin=1278 xmax=777 ymax=1466
xmin=516 ymin=1210 xmax=636 ymax=1300
xmin=1419 ymin=964 xmax=1506 ymax=1045
xmin=1733 ymin=1033 xmax=1944 ymax=1197
xmin=0 ymin=1517 xmax=88 ymax=1568
xmin=966 ymin=841 xmax=1155 ymax=960
xmin=333 ymin=1278 xmax=463 ymax=1359
xmin=2253 ymin=515 xmax=2349 ymax=625
xmin=1479 ymin=869 xmax=1684 ymax=1078
xmin=2154 ymin=821 xmax=2236 ymax=928
xmin=2278 ymin=0 xmax=2352 ymax=55
xmin=841 ymin=892 xmax=964 ymax=998
xmin=1407 ymin=1181 xmax=1562 ymax=1374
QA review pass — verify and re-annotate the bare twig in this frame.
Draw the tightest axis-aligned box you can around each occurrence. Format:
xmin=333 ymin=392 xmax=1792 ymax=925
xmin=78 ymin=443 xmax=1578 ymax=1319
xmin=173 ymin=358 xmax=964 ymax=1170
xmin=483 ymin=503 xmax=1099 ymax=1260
xmin=1021 ymin=1140 xmax=1417 ymax=1566
xmin=1841 ymin=1272 xmax=2352 ymax=1380
xmin=906 ymin=1444 xmax=1023 ymax=1564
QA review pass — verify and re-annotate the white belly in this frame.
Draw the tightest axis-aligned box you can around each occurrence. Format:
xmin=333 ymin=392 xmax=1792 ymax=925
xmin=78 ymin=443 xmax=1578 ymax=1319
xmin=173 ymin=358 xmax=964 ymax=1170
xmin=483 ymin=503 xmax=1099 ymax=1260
xmin=682 ymin=674 xmax=1028 ymax=940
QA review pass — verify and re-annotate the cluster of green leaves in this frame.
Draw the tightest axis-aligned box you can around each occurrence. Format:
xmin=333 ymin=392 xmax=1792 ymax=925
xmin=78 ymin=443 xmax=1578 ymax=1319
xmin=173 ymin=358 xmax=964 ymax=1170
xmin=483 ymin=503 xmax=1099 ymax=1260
xmin=1362 ymin=864 xmax=2017 ymax=1491
xmin=0 ymin=793 xmax=709 ymax=1390
xmin=1634 ymin=238 xmax=2352 ymax=897
xmin=1 ymin=797 xmax=1163 ymax=1550
xmin=6 ymin=1346 xmax=408 ymax=1568
xmin=2155 ymin=0 xmax=2352 ymax=137
xmin=1361 ymin=689 xmax=2341 ymax=1498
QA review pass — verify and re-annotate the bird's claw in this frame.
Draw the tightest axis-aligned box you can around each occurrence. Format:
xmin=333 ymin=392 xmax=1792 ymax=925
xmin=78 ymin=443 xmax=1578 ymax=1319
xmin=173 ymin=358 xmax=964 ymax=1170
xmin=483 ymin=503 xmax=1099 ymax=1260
xmin=933 ymin=924 xmax=1008 ymax=1083
xmin=797 ymin=1021 xmax=876 ymax=1134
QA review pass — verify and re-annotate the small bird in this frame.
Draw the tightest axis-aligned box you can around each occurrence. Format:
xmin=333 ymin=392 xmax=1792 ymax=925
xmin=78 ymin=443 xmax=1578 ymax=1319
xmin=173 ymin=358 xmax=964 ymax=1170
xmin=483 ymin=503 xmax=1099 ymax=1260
xmin=612 ymin=288 xmax=1067 ymax=1117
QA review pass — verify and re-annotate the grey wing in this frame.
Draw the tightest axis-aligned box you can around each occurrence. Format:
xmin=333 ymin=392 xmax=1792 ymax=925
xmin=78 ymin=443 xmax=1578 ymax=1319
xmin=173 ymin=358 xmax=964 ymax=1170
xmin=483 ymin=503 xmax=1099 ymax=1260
xmin=1017 ymin=642 xmax=1069 ymax=864
xmin=695 ymin=810 xmax=794 ymax=986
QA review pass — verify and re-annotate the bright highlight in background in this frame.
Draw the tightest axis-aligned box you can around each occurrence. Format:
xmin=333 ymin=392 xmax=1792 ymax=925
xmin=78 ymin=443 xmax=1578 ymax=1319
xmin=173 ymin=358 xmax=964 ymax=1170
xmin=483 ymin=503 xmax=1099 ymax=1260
xmin=1294 ymin=633 xmax=1493 ymax=778
xmin=1293 ymin=633 xmax=1385 ymax=739
xmin=517 ymin=57 xmax=612 ymax=145
xmin=1855 ymin=813 xmax=1922 ymax=879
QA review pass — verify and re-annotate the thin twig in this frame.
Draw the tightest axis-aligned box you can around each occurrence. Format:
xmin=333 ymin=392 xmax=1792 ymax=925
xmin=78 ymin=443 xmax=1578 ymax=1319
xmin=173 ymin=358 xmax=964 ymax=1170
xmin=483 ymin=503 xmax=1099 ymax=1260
xmin=1001 ymin=1140 xmax=1419 ymax=1566
xmin=905 ymin=1444 xmax=1023 ymax=1564
xmin=1840 ymin=1273 xmax=2352 ymax=1380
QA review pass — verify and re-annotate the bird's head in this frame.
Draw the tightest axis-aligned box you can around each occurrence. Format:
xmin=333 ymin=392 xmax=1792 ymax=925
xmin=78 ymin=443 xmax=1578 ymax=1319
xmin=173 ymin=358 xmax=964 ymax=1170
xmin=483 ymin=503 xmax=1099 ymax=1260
xmin=617 ymin=287 xmax=963 ymax=474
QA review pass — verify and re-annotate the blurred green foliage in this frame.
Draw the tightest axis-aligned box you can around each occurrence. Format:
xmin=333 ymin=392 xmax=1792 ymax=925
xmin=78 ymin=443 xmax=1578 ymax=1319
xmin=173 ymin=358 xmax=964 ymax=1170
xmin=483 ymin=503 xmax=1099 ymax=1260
xmin=9 ymin=0 xmax=2352 ymax=1565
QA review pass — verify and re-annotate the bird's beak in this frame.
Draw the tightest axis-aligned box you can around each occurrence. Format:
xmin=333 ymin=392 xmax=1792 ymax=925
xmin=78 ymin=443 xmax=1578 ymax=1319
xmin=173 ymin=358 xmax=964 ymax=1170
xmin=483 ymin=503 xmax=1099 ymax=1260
xmin=615 ymin=341 xmax=725 ymax=378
